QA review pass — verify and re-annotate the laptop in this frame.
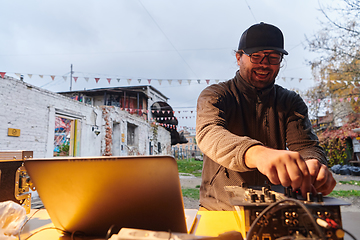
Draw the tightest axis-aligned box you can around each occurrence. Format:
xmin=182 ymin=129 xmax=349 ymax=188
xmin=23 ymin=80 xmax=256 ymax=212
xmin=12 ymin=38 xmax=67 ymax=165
xmin=24 ymin=155 xmax=188 ymax=237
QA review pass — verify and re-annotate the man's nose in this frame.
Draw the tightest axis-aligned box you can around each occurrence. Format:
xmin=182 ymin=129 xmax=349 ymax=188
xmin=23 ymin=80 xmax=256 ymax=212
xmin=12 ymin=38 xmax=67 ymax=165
xmin=259 ymin=55 xmax=271 ymax=65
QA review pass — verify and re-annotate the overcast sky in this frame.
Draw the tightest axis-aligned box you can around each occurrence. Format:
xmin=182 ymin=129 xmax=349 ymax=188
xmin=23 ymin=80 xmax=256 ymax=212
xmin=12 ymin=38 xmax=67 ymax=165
xmin=0 ymin=0 xmax=332 ymax=129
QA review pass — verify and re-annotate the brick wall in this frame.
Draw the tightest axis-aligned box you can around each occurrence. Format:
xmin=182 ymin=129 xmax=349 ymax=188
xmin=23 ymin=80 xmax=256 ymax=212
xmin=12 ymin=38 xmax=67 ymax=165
xmin=0 ymin=76 xmax=171 ymax=158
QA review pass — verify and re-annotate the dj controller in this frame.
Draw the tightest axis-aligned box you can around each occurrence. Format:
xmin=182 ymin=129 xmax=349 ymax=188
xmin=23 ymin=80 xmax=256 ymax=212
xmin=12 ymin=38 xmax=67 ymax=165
xmin=225 ymin=185 xmax=351 ymax=240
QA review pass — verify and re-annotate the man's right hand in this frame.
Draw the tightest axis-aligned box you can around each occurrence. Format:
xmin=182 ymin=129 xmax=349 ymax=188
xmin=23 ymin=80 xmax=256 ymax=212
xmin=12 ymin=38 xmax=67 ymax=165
xmin=244 ymin=145 xmax=312 ymax=198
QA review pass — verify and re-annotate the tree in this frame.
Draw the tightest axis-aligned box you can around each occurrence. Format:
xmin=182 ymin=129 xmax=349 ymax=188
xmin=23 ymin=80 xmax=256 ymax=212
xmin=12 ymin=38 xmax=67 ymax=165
xmin=307 ymin=0 xmax=360 ymax=72
xmin=305 ymin=0 xmax=360 ymax=121
xmin=305 ymin=0 xmax=360 ymax=165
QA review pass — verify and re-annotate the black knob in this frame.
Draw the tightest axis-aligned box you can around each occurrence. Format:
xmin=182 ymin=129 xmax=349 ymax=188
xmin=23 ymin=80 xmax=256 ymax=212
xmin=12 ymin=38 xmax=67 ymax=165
xmin=317 ymin=193 xmax=323 ymax=202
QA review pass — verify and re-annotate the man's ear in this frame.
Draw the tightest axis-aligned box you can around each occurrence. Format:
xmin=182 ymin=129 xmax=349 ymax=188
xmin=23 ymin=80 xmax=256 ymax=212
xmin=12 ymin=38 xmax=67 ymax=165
xmin=236 ymin=52 xmax=241 ymax=66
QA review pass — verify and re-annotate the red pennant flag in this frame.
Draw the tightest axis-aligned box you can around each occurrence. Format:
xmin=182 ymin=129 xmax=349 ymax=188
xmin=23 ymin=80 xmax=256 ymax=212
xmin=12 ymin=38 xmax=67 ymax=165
xmin=206 ymin=79 xmax=210 ymax=85
xmin=107 ymin=78 xmax=111 ymax=84
xmin=73 ymin=77 xmax=78 ymax=82
xmin=148 ymin=79 xmax=151 ymax=84
xmin=51 ymin=75 xmax=55 ymax=80
xmin=0 ymin=72 xmax=6 ymax=78
xmin=95 ymin=78 xmax=100 ymax=83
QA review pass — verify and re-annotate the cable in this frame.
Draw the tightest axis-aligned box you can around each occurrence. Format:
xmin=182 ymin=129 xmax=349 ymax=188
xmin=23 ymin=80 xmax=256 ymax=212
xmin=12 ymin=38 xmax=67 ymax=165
xmin=137 ymin=0 xmax=199 ymax=78
xmin=246 ymin=198 xmax=326 ymax=240
xmin=244 ymin=0 xmax=257 ymax=22
xmin=343 ymin=228 xmax=357 ymax=240
xmin=19 ymin=227 xmax=67 ymax=240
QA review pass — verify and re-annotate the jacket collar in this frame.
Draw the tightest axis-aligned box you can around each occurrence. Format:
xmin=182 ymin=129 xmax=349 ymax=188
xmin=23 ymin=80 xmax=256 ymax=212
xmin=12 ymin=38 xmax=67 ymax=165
xmin=234 ymin=70 xmax=275 ymax=101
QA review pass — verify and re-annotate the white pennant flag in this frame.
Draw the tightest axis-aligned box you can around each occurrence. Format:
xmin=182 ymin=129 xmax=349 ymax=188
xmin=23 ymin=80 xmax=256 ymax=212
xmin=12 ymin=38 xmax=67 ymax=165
xmin=15 ymin=73 xmax=21 ymax=78
xmin=84 ymin=77 xmax=89 ymax=82
xmin=28 ymin=74 xmax=32 ymax=78
xmin=187 ymin=79 xmax=191 ymax=85
xmin=63 ymin=76 xmax=67 ymax=81
xmin=168 ymin=79 xmax=172 ymax=85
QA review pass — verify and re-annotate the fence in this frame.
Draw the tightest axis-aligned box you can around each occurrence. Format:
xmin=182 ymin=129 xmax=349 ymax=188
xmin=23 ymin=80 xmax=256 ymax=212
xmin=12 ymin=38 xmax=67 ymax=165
xmin=172 ymin=149 xmax=203 ymax=160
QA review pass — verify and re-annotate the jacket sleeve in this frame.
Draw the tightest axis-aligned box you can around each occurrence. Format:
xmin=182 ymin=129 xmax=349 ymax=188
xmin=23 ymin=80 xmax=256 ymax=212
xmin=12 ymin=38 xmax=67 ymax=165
xmin=195 ymin=85 xmax=263 ymax=172
xmin=285 ymin=93 xmax=328 ymax=165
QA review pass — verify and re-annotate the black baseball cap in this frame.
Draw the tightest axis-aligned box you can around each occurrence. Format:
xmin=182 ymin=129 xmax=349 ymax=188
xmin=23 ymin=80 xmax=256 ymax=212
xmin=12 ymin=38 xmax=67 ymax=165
xmin=238 ymin=22 xmax=288 ymax=55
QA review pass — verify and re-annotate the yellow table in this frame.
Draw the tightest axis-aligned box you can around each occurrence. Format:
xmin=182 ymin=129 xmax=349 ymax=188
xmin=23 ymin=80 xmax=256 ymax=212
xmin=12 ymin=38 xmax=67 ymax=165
xmin=193 ymin=211 xmax=241 ymax=236
xmin=19 ymin=209 xmax=241 ymax=240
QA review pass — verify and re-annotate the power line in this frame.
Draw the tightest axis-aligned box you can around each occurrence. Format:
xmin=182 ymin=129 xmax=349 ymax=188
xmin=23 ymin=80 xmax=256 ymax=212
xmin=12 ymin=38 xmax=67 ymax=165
xmin=138 ymin=0 xmax=199 ymax=78
xmin=244 ymin=0 xmax=257 ymax=22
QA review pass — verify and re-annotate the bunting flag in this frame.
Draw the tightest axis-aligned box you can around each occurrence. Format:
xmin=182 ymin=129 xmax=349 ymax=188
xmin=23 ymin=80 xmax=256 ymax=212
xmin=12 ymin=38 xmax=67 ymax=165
xmin=305 ymin=95 xmax=360 ymax=104
xmin=0 ymin=72 xmax=6 ymax=78
xmin=7 ymin=70 xmax=357 ymax=87
xmin=73 ymin=77 xmax=78 ymax=82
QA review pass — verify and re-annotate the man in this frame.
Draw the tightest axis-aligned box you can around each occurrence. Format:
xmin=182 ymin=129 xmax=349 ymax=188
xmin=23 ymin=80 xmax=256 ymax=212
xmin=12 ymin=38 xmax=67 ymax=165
xmin=196 ymin=22 xmax=336 ymax=211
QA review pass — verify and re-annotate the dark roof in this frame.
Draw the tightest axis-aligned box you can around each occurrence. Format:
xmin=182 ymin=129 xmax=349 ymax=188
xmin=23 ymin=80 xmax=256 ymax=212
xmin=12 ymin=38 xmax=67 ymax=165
xmin=57 ymin=85 xmax=169 ymax=100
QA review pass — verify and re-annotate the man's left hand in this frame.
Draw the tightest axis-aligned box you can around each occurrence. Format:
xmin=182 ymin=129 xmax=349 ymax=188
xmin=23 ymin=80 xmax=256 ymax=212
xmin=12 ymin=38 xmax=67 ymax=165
xmin=305 ymin=159 xmax=336 ymax=195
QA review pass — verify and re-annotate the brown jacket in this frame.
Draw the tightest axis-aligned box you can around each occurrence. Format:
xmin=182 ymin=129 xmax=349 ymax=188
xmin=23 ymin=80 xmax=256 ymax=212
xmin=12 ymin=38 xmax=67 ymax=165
xmin=196 ymin=71 xmax=327 ymax=210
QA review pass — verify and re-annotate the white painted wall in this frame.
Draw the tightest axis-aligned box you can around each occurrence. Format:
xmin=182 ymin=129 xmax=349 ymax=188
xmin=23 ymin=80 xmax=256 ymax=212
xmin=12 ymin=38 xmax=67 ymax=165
xmin=0 ymin=76 xmax=171 ymax=158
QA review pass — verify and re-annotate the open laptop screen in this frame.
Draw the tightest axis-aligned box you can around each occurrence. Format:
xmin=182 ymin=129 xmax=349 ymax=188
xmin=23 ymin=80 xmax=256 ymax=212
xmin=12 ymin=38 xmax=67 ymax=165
xmin=24 ymin=155 xmax=187 ymax=237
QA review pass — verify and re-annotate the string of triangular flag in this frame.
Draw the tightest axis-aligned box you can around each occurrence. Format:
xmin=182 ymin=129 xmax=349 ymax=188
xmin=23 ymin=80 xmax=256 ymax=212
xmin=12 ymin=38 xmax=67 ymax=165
xmin=305 ymin=96 xmax=359 ymax=104
xmin=0 ymin=71 xmax=319 ymax=86
xmin=0 ymin=71 xmax=224 ymax=85
xmin=150 ymin=121 xmax=196 ymax=131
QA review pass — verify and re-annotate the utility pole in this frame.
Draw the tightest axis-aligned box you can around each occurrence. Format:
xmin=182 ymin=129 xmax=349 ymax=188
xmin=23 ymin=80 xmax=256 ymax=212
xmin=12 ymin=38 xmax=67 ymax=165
xmin=70 ymin=64 xmax=73 ymax=91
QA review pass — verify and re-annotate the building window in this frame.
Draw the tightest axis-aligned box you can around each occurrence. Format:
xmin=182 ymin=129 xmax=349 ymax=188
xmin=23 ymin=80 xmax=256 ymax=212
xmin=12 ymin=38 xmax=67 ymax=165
xmin=158 ymin=142 xmax=162 ymax=153
xmin=127 ymin=123 xmax=137 ymax=146
xmin=84 ymin=96 xmax=93 ymax=106
xmin=54 ymin=116 xmax=81 ymax=157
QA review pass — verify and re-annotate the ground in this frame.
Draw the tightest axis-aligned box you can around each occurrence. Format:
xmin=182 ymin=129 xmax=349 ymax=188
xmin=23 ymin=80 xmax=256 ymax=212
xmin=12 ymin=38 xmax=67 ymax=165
xmin=180 ymin=173 xmax=360 ymax=212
